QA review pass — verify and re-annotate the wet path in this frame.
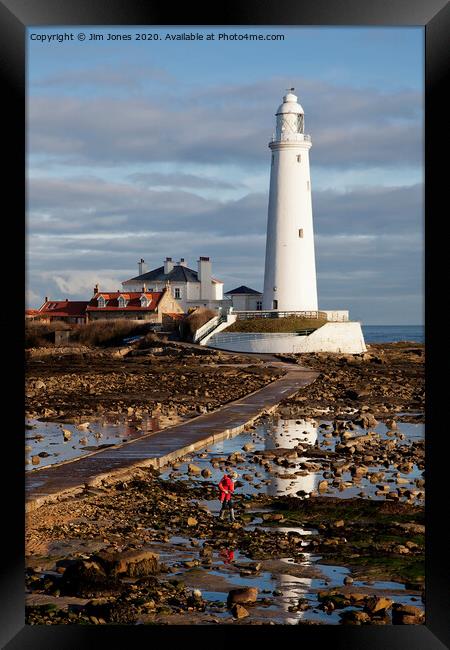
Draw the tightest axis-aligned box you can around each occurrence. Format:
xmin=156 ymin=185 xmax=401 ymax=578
xmin=26 ymin=362 xmax=318 ymax=510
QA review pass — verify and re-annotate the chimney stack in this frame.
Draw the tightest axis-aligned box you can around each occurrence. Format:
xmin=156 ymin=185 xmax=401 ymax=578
xmin=179 ymin=257 xmax=187 ymax=267
xmin=138 ymin=258 xmax=148 ymax=276
xmin=198 ymin=257 xmax=212 ymax=300
xmin=45 ymin=296 xmax=48 ymax=303
xmin=94 ymin=284 xmax=99 ymax=295
xmin=164 ymin=257 xmax=174 ymax=274
xmin=142 ymin=283 xmax=147 ymax=292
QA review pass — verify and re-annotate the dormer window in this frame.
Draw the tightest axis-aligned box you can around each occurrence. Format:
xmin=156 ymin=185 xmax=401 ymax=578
xmin=140 ymin=295 xmax=149 ymax=308
xmin=98 ymin=296 xmax=106 ymax=308
xmin=118 ymin=296 xmax=128 ymax=308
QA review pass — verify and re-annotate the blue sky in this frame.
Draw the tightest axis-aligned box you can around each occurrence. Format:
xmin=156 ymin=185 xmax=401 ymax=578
xmin=27 ymin=26 xmax=424 ymax=324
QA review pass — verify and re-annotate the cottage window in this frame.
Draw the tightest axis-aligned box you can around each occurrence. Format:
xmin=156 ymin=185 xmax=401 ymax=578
xmin=174 ymin=288 xmax=181 ymax=299
xmin=298 ymin=228 xmax=304 ymax=238
xmin=98 ymin=297 xmax=106 ymax=308
xmin=256 ymin=301 xmax=262 ymax=311
xmin=273 ymin=300 xmax=278 ymax=310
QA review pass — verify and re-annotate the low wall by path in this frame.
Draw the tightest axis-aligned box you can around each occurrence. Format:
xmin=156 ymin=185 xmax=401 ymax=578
xmin=207 ymin=332 xmax=302 ymax=354
xmin=207 ymin=322 xmax=367 ymax=354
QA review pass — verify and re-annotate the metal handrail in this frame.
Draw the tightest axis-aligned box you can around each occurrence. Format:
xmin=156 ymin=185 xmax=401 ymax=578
xmin=194 ymin=313 xmax=227 ymax=343
xmin=270 ymin=133 xmax=311 ymax=143
xmin=235 ymin=310 xmax=320 ymax=320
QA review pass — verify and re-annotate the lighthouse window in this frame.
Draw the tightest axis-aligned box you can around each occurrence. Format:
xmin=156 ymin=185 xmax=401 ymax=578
xmin=297 ymin=155 xmax=301 ymax=163
xmin=298 ymin=229 xmax=304 ymax=238
xmin=271 ymin=154 xmax=274 ymax=166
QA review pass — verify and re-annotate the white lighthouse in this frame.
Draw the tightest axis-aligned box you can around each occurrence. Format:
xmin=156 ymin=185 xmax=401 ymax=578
xmin=263 ymin=90 xmax=318 ymax=312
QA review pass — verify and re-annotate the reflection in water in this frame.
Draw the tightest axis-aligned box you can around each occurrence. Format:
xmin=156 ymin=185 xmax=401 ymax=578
xmin=219 ymin=548 xmax=235 ymax=564
xmin=25 ymin=415 xmax=159 ymax=471
xmin=276 ymin=572 xmax=314 ymax=623
xmin=265 ymin=418 xmax=320 ymax=497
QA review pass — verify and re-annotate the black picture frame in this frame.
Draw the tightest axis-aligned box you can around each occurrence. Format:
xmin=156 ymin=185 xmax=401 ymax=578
xmin=2 ymin=0 xmax=448 ymax=647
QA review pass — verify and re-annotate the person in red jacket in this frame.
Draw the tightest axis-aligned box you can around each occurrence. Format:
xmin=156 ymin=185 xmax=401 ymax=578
xmin=218 ymin=470 xmax=236 ymax=521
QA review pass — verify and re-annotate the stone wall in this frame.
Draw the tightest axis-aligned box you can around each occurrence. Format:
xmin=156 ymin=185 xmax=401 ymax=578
xmin=207 ymin=322 xmax=366 ymax=354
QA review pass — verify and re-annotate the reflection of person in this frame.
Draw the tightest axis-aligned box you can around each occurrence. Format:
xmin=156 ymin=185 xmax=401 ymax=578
xmin=218 ymin=471 xmax=235 ymax=521
xmin=220 ymin=548 xmax=235 ymax=564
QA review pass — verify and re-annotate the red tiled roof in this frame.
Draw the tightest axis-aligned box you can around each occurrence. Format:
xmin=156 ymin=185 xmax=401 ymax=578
xmin=38 ymin=300 xmax=89 ymax=317
xmin=87 ymin=292 xmax=163 ymax=312
xmin=26 ymin=309 xmax=40 ymax=315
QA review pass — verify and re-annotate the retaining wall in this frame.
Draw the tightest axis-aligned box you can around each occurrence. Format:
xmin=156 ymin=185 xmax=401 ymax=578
xmin=207 ymin=322 xmax=366 ymax=354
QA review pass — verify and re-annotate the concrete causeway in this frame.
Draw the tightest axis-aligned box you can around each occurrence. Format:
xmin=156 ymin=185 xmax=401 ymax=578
xmin=25 ymin=362 xmax=318 ymax=511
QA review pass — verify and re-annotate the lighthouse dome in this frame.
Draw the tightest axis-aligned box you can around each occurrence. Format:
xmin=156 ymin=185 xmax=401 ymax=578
xmin=276 ymin=91 xmax=304 ymax=115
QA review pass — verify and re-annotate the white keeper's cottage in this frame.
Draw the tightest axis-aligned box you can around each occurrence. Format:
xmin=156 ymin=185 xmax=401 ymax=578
xmin=122 ymin=257 xmax=227 ymax=312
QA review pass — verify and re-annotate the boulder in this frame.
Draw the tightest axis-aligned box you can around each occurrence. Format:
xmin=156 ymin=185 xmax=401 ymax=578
xmin=231 ymin=603 xmax=249 ymax=619
xmin=201 ymin=469 xmax=212 ymax=478
xmin=347 ymin=592 xmax=367 ymax=603
xmin=199 ymin=545 xmax=213 ymax=558
xmin=94 ymin=549 xmax=159 ymax=577
xmin=227 ymin=587 xmax=258 ymax=605
xmin=391 ymin=603 xmax=425 ymax=625
xmin=187 ymin=517 xmax=198 ymax=527
xmin=364 ymin=596 xmax=393 ymax=614
xmin=187 ymin=464 xmax=201 ymax=474
xmin=262 ymin=513 xmax=284 ymax=522
xmin=61 ymin=559 xmax=108 ymax=592
xmin=341 ymin=610 xmax=371 ymax=624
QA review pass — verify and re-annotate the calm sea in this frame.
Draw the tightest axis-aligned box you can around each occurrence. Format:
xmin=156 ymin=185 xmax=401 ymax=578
xmin=362 ymin=325 xmax=424 ymax=344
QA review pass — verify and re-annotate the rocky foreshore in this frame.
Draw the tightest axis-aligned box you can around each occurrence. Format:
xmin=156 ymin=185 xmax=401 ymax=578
xmin=275 ymin=343 xmax=424 ymax=420
xmin=25 ymin=344 xmax=284 ymax=421
xmin=25 ymin=467 xmax=424 ymax=626
xmin=25 ymin=341 xmax=425 ymax=625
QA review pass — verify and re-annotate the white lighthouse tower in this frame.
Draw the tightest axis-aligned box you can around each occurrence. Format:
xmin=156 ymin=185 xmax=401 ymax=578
xmin=263 ymin=90 xmax=318 ymax=312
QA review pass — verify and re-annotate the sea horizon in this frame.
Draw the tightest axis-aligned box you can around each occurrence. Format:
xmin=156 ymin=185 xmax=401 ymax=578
xmin=361 ymin=324 xmax=424 ymax=344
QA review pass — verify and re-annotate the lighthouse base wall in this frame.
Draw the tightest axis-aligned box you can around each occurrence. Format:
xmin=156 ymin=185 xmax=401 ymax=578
xmin=206 ymin=322 xmax=367 ymax=354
